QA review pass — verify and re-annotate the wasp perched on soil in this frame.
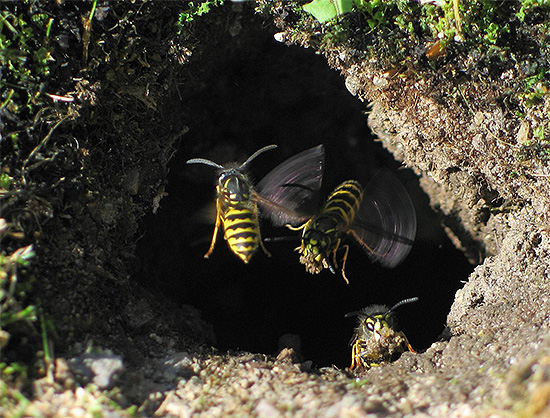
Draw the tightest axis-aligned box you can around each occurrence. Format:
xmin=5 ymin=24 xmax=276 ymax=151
xmin=255 ymin=144 xmax=417 ymax=283
xmin=186 ymin=144 xmax=277 ymax=263
xmin=345 ymin=297 xmax=418 ymax=371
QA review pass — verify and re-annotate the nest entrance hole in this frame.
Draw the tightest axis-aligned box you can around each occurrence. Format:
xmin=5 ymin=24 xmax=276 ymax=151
xmin=135 ymin=17 xmax=472 ymax=368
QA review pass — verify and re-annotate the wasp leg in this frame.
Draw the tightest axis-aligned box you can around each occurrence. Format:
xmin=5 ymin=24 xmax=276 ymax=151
xmin=204 ymin=200 xmax=222 ymax=259
xmin=349 ymin=229 xmax=377 ymax=256
xmin=331 ymin=238 xmax=341 ymax=270
xmin=350 ymin=341 xmax=359 ymax=370
xmin=340 ymin=244 xmax=350 ymax=284
xmin=260 ymin=243 xmax=271 ymax=257
xmin=252 ymin=202 xmax=271 ymax=258
xmin=286 ymin=222 xmax=308 ymax=232
xmin=325 ymin=239 xmax=347 ymax=283
xmin=258 ymin=231 xmax=272 ymax=258
xmin=400 ymin=332 xmax=416 ymax=354
xmin=334 ymin=240 xmax=350 ymax=285
xmin=288 ymin=223 xmax=308 ymax=254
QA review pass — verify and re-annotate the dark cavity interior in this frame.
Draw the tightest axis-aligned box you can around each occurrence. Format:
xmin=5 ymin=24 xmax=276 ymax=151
xmin=135 ymin=18 xmax=472 ymax=368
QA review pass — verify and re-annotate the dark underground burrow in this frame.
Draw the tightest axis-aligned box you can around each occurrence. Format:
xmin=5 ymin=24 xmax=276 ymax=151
xmin=134 ymin=23 xmax=473 ymax=369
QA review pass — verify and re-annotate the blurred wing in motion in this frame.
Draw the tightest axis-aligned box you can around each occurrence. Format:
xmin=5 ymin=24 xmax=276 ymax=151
xmin=350 ymin=169 xmax=416 ymax=268
xmin=255 ymin=144 xmax=325 ymax=227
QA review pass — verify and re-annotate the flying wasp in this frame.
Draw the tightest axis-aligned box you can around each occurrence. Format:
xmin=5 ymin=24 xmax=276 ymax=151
xmin=255 ymin=144 xmax=417 ymax=283
xmin=345 ymin=297 xmax=418 ymax=371
xmin=186 ymin=144 xmax=277 ymax=263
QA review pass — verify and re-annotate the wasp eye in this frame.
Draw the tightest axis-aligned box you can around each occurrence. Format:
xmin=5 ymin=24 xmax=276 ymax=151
xmin=366 ymin=321 xmax=375 ymax=332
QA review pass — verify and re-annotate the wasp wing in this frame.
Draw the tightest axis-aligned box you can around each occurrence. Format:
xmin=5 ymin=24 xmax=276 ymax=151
xmin=255 ymin=144 xmax=324 ymax=227
xmin=350 ymin=169 xmax=416 ymax=268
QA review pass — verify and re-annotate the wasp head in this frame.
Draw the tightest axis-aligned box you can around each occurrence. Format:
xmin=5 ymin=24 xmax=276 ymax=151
xmin=218 ymin=169 xmax=251 ymax=203
xmin=186 ymin=144 xmax=277 ymax=205
xmin=356 ymin=310 xmax=397 ymax=343
xmin=299 ymin=229 xmax=332 ymax=273
xmin=303 ymin=229 xmax=332 ymax=257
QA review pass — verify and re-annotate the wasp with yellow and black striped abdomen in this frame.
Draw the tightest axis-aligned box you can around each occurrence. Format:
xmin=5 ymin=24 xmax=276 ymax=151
xmin=186 ymin=144 xmax=278 ymax=264
xmin=345 ymin=297 xmax=418 ymax=371
xmin=255 ymin=144 xmax=417 ymax=283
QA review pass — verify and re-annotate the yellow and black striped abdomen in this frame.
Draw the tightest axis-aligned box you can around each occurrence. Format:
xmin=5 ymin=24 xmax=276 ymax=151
xmin=221 ymin=204 xmax=260 ymax=264
xmin=322 ymin=180 xmax=363 ymax=232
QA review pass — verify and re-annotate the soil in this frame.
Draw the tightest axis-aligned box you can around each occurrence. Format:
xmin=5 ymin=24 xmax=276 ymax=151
xmin=1 ymin=1 xmax=549 ymax=417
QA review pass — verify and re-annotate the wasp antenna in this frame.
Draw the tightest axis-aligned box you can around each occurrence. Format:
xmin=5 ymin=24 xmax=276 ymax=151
xmin=327 ymin=264 xmax=337 ymax=275
xmin=240 ymin=144 xmax=278 ymax=169
xmin=263 ymin=236 xmax=300 ymax=243
xmin=389 ymin=297 xmax=419 ymax=313
xmin=186 ymin=158 xmax=224 ymax=169
xmin=344 ymin=310 xmax=363 ymax=318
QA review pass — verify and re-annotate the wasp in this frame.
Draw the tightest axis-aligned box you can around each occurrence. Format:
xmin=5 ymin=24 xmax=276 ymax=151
xmin=345 ymin=297 xmax=418 ymax=371
xmin=255 ymin=144 xmax=417 ymax=283
xmin=186 ymin=144 xmax=277 ymax=263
